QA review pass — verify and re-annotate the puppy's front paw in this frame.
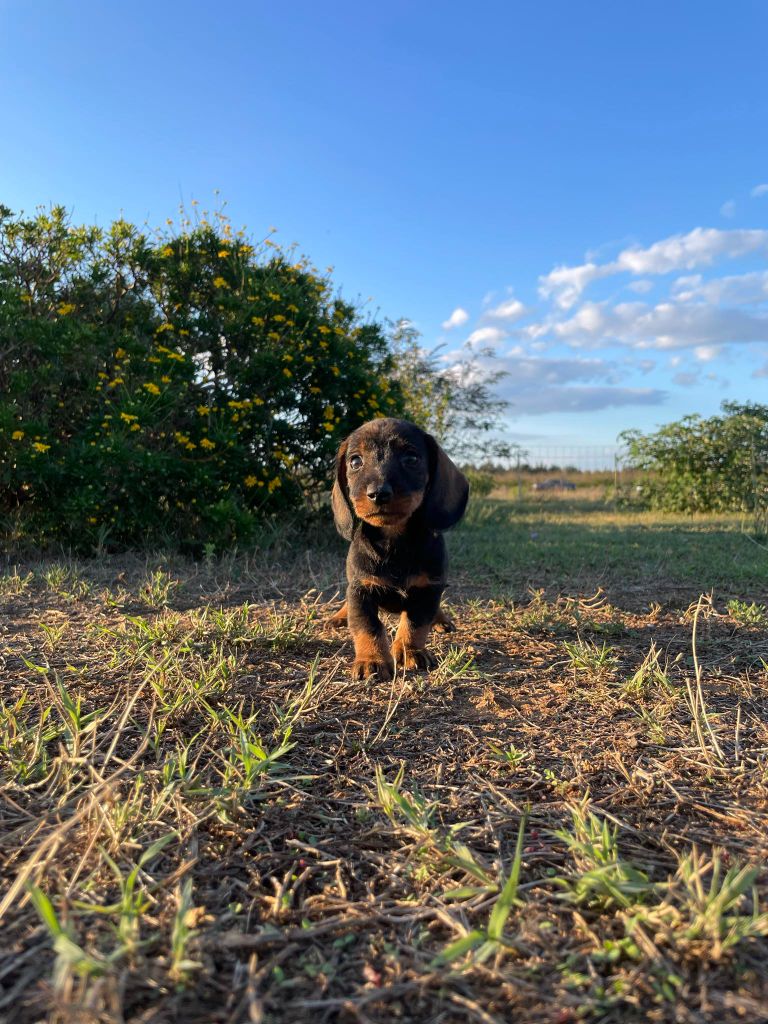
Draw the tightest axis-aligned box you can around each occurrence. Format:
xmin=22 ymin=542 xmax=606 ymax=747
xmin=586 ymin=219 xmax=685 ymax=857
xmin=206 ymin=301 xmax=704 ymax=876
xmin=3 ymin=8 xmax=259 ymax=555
xmin=327 ymin=606 xmax=348 ymax=628
xmin=391 ymin=639 xmax=437 ymax=671
xmin=351 ymin=657 xmax=394 ymax=681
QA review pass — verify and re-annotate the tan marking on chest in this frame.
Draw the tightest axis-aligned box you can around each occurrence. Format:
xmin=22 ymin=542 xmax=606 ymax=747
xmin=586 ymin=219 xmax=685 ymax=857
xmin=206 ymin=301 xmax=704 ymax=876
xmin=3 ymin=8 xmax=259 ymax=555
xmin=359 ymin=575 xmax=391 ymax=590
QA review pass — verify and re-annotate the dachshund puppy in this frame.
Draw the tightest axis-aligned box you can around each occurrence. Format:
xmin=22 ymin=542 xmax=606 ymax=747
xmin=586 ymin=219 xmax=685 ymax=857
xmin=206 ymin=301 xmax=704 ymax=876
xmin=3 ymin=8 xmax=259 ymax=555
xmin=330 ymin=418 xmax=469 ymax=680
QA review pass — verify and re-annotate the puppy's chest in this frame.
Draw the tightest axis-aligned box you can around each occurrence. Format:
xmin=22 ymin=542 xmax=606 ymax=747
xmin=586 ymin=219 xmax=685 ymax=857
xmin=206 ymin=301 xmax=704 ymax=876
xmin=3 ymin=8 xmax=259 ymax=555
xmin=352 ymin=534 xmax=444 ymax=592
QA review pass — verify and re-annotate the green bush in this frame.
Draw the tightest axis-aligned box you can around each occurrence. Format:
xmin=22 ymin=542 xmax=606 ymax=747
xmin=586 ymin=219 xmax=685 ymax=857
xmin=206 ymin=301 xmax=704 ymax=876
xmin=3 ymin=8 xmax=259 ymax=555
xmin=621 ymin=402 xmax=768 ymax=521
xmin=0 ymin=205 xmax=404 ymax=550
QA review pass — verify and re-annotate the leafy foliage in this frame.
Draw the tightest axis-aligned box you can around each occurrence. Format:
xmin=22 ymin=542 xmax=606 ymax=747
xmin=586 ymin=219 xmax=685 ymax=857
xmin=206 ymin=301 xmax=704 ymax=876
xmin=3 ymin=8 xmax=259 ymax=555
xmin=621 ymin=402 xmax=768 ymax=523
xmin=0 ymin=204 xmax=404 ymax=549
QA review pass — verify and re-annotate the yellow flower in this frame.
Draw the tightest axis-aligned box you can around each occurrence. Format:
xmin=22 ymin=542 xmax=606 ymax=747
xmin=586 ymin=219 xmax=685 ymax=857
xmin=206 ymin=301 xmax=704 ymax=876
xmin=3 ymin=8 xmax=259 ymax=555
xmin=167 ymin=352 xmax=185 ymax=361
xmin=156 ymin=323 xmax=174 ymax=334
xmin=185 ymin=441 xmax=197 ymax=450
xmin=200 ymin=438 xmax=216 ymax=450
xmin=148 ymin=356 xmax=161 ymax=364
xmin=115 ymin=347 xmax=126 ymax=358
xmin=287 ymin=304 xmax=299 ymax=313
xmin=244 ymin=475 xmax=258 ymax=488
xmin=160 ymin=245 xmax=174 ymax=258
xmin=268 ymin=292 xmax=281 ymax=301
xmin=179 ymin=328 xmax=189 ymax=336
xmin=251 ymin=316 xmax=265 ymax=326
xmin=318 ymin=325 xmax=330 ymax=335
xmin=108 ymin=378 xmax=124 ymax=387
xmin=143 ymin=382 xmax=161 ymax=395
xmin=273 ymin=314 xmax=286 ymax=323
xmin=57 ymin=303 xmax=75 ymax=315
xmin=120 ymin=412 xmax=138 ymax=422
xmin=196 ymin=405 xmax=210 ymax=416
xmin=268 ymin=331 xmax=280 ymax=341
xmin=213 ymin=276 xmax=228 ymax=289
xmin=11 ymin=430 xmax=24 ymax=441
xmin=282 ymin=368 xmax=292 ymax=378
xmin=174 ymin=432 xmax=189 ymax=444
xmin=283 ymin=354 xmax=293 ymax=362
xmin=267 ymin=477 xmax=282 ymax=492
xmin=98 ymin=372 xmax=109 ymax=380
xmin=310 ymin=386 xmax=321 ymax=394
xmin=323 ymin=423 xmax=334 ymax=433
xmin=161 ymin=375 xmax=171 ymax=383
xmin=218 ymin=249 xmax=229 ymax=258
xmin=130 ymin=423 xmax=141 ymax=432
xmin=253 ymin=397 xmax=265 ymax=405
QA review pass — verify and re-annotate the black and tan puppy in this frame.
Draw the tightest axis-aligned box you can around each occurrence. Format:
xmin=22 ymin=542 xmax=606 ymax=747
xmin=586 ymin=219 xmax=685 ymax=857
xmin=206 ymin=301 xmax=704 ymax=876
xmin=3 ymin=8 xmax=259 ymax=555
xmin=330 ymin=418 xmax=469 ymax=680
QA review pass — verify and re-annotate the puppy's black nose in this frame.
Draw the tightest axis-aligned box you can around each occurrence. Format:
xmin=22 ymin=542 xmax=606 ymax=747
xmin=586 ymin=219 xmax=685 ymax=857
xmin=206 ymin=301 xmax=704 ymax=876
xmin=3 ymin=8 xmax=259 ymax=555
xmin=367 ymin=483 xmax=393 ymax=505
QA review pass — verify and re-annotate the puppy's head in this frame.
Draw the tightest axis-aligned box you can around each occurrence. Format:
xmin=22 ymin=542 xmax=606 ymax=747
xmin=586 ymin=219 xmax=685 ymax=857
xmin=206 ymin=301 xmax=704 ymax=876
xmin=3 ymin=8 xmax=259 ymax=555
xmin=332 ymin=418 xmax=469 ymax=539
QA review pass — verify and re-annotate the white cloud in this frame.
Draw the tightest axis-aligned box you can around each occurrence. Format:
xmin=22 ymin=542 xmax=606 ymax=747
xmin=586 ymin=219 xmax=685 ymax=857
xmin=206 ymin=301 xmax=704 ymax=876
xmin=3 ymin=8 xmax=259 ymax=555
xmin=628 ymin=279 xmax=654 ymax=294
xmin=671 ymin=270 xmax=768 ymax=305
xmin=441 ymin=307 xmax=469 ymax=330
xmin=694 ymin=345 xmax=721 ymax=362
xmin=475 ymin=353 xmax=667 ymax=414
xmin=466 ymin=325 xmax=507 ymax=347
xmin=720 ymin=200 xmax=736 ymax=218
xmin=673 ymin=372 xmax=699 ymax=387
xmin=542 ymin=298 xmax=768 ymax=352
xmin=615 ymin=228 xmax=768 ymax=275
xmin=538 ymin=262 xmax=609 ymax=310
xmin=751 ymin=183 xmax=768 ymax=198
xmin=484 ymin=297 xmax=528 ymax=322
xmin=538 ymin=228 xmax=768 ymax=308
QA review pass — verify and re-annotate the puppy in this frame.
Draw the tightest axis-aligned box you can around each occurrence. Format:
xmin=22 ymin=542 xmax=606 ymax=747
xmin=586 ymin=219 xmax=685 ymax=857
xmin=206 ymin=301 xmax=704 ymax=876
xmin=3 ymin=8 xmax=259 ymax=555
xmin=330 ymin=418 xmax=469 ymax=680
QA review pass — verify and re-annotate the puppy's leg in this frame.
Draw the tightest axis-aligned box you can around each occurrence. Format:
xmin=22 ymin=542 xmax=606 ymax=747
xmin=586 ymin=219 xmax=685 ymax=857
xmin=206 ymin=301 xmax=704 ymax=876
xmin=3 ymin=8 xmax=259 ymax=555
xmin=393 ymin=585 xmax=442 ymax=671
xmin=347 ymin=587 xmax=394 ymax=681
xmin=328 ymin=601 xmax=348 ymax=628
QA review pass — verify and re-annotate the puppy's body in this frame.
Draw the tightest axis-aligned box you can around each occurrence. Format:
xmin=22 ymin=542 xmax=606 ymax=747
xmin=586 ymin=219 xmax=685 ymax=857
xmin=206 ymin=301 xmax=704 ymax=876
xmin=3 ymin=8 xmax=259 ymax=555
xmin=331 ymin=418 xmax=469 ymax=680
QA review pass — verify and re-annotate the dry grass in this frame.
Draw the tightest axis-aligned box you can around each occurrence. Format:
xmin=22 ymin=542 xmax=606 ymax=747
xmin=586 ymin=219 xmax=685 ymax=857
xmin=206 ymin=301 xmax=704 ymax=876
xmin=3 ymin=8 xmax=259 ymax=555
xmin=2 ymin=510 xmax=768 ymax=1023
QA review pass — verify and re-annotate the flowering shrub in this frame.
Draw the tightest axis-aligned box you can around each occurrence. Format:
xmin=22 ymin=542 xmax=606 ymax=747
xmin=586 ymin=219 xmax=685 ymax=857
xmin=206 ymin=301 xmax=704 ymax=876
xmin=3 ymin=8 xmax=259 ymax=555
xmin=0 ymin=205 xmax=404 ymax=549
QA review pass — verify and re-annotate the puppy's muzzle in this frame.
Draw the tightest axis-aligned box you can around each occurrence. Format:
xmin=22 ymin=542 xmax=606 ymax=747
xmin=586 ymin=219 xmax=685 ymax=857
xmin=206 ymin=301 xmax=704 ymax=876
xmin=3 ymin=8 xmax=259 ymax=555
xmin=366 ymin=483 xmax=393 ymax=506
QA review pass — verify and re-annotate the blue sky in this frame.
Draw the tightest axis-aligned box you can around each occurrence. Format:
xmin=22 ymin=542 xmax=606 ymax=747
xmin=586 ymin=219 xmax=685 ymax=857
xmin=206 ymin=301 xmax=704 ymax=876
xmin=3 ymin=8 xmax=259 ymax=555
xmin=2 ymin=0 xmax=768 ymax=448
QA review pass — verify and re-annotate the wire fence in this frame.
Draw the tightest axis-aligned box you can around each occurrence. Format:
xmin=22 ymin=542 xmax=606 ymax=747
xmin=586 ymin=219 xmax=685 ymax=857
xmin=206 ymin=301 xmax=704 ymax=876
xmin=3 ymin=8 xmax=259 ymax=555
xmin=496 ymin=446 xmax=629 ymax=473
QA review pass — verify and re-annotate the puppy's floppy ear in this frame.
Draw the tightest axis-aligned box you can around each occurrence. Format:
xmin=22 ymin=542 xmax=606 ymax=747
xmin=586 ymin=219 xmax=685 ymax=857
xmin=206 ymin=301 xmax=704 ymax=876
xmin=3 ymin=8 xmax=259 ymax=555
xmin=331 ymin=439 xmax=355 ymax=540
xmin=421 ymin=433 xmax=470 ymax=530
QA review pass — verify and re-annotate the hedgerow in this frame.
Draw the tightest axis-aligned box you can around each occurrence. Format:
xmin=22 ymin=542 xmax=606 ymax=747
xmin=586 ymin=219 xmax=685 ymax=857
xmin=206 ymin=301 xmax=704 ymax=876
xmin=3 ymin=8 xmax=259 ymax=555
xmin=0 ymin=204 xmax=405 ymax=550
xmin=621 ymin=401 xmax=768 ymax=526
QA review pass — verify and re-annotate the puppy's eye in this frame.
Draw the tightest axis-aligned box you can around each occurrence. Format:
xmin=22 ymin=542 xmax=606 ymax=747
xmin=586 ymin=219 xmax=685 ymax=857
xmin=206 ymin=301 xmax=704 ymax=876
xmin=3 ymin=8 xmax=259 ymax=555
xmin=348 ymin=454 xmax=363 ymax=471
xmin=402 ymin=454 xmax=421 ymax=468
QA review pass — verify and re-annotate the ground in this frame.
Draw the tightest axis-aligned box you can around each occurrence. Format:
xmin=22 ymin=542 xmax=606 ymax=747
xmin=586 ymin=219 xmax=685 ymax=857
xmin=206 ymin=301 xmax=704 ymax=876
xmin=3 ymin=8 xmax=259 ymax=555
xmin=2 ymin=496 xmax=768 ymax=1023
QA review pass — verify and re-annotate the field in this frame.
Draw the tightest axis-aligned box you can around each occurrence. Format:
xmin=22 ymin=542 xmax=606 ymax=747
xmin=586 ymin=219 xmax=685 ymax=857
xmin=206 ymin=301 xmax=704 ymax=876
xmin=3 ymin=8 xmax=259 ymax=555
xmin=2 ymin=495 xmax=768 ymax=1023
